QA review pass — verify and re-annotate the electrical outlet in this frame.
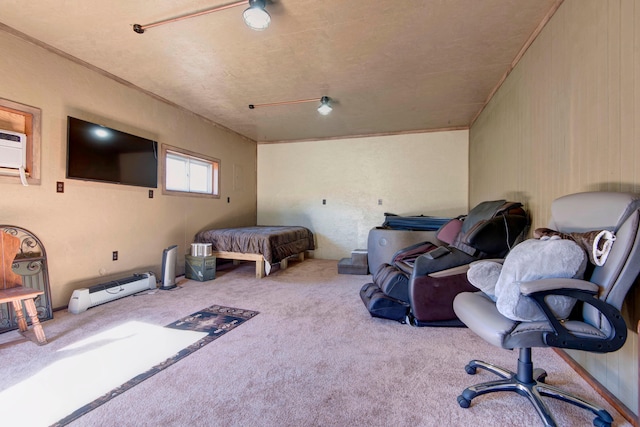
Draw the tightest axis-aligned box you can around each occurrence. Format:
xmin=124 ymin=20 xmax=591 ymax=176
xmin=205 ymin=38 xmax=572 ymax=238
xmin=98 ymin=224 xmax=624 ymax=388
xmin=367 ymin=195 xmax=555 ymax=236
xmin=56 ymin=182 xmax=64 ymax=193
xmin=112 ymin=251 xmax=118 ymax=261
xmin=322 ymin=199 xmax=326 ymax=205
xmin=149 ymin=190 xmax=153 ymax=198
xmin=378 ymin=199 xmax=383 ymax=205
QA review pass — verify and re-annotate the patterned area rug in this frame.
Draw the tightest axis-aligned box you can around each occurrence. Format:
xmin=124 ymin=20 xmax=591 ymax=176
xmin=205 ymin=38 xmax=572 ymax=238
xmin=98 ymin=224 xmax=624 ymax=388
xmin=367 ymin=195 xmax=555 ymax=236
xmin=54 ymin=305 xmax=258 ymax=426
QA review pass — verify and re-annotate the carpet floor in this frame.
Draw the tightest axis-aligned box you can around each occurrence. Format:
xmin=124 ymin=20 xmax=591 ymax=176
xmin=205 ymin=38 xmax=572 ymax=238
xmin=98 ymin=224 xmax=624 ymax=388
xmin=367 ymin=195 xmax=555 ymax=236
xmin=50 ymin=305 xmax=259 ymax=426
xmin=0 ymin=259 xmax=632 ymax=427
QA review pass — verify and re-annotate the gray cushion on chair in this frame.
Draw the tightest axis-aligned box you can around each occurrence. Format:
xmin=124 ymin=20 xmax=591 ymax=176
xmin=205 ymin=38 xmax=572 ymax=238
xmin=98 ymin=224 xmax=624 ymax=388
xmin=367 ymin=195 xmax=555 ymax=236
xmin=466 ymin=238 xmax=586 ymax=321
xmin=454 ymin=290 xmax=608 ymax=350
xmin=494 ymin=238 xmax=585 ymax=321
xmin=453 ymin=292 xmax=517 ymax=348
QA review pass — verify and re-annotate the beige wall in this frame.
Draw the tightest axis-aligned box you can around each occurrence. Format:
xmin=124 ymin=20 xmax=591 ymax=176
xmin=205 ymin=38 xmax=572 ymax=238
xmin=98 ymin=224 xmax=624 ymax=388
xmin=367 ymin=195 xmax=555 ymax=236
xmin=0 ymin=30 xmax=257 ymax=308
xmin=257 ymin=131 xmax=468 ymax=261
xmin=469 ymin=0 xmax=639 ymax=414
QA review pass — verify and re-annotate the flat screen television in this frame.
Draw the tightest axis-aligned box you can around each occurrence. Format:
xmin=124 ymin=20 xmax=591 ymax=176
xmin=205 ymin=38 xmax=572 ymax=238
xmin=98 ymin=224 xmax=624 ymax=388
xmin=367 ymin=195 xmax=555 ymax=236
xmin=66 ymin=116 xmax=158 ymax=188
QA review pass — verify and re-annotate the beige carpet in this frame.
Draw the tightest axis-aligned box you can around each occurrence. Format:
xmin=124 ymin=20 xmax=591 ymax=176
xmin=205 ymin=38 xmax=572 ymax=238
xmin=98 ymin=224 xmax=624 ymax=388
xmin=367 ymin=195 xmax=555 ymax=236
xmin=4 ymin=321 xmax=211 ymax=425
xmin=0 ymin=259 xmax=632 ymax=427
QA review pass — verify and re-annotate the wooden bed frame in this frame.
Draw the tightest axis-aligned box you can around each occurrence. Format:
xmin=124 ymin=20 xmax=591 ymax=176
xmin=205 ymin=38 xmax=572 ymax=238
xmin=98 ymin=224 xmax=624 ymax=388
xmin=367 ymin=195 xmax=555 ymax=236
xmin=212 ymin=251 xmax=306 ymax=279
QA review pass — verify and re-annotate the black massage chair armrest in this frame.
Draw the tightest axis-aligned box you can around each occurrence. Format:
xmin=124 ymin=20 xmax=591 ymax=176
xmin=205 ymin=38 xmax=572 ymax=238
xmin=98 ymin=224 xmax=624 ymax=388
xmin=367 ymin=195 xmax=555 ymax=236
xmin=411 ymin=247 xmax=476 ymax=276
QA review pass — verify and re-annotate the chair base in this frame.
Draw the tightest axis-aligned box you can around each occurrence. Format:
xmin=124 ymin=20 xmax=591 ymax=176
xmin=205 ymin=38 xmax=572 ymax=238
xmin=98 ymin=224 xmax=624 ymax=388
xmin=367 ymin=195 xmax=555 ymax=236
xmin=457 ymin=348 xmax=613 ymax=427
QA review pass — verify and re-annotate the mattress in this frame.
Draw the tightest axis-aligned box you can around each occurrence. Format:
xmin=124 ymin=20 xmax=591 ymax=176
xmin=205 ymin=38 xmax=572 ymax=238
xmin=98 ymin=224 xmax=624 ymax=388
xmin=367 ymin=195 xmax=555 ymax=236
xmin=194 ymin=226 xmax=315 ymax=264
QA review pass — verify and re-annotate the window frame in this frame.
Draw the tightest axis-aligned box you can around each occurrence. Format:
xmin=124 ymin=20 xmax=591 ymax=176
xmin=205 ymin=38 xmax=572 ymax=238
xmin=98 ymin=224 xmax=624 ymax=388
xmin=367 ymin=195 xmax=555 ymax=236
xmin=161 ymin=143 xmax=220 ymax=199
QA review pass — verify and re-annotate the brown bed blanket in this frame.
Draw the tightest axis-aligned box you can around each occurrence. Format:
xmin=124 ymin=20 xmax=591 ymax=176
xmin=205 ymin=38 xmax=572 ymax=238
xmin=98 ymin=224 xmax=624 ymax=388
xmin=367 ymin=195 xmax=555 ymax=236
xmin=194 ymin=226 xmax=315 ymax=264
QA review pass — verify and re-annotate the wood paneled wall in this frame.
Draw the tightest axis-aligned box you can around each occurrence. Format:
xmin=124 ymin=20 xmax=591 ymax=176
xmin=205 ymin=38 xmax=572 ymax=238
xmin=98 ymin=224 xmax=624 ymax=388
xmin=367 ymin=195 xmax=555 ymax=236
xmin=469 ymin=0 xmax=639 ymax=415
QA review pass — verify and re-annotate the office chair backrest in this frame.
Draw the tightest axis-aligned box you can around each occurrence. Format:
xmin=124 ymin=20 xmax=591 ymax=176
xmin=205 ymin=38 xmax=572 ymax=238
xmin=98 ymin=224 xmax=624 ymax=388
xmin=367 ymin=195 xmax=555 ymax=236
xmin=548 ymin=191 xmax=640 ymax=330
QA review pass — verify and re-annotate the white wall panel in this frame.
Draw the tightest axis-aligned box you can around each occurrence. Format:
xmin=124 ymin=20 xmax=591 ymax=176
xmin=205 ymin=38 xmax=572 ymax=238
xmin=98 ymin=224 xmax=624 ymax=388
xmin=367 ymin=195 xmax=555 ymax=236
xmin=257 ymin=131 xmax=468 ymax=261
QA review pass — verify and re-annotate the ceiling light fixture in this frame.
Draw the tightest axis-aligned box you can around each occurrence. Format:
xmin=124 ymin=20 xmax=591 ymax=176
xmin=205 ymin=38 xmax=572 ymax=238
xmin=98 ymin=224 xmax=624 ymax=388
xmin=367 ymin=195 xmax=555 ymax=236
xmin=132 ymin=0 xmax=270 ymax=34
xmin=242 ymin=0 xmax=271 ymax=31
xmin=248 ymin=96 xmax=334 ymax=115
xmin=317 ymin=96 xmax=333 ymax=115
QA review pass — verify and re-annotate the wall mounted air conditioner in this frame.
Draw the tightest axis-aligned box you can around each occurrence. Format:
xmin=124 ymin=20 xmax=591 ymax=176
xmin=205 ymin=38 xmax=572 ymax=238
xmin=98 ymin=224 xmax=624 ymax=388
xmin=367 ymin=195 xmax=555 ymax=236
xmin=0 ymin=129 xmax=28 ymax=185
xmin=0 ymin=130 xmax=26 ymax=169
xmin=68 ymin=272 xmax=157 ymax=314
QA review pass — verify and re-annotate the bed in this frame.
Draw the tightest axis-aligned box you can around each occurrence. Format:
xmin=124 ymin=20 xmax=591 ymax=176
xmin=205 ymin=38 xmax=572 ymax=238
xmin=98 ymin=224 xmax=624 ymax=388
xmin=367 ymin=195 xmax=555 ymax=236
xmin=194 ymin=226 xmax=315 ymax=278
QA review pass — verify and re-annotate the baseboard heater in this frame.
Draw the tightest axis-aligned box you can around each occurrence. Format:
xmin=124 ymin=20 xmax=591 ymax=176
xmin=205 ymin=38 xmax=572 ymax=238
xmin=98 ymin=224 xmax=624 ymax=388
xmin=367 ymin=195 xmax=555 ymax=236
xmin=68 ymin=272 xmax=157 ymax=314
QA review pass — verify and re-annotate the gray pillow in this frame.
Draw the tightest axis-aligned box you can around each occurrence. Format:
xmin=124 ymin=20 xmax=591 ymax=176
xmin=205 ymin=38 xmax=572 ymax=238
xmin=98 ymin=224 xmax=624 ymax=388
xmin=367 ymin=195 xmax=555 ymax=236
xmin=467 ymin=237 xmax=587 ymax=322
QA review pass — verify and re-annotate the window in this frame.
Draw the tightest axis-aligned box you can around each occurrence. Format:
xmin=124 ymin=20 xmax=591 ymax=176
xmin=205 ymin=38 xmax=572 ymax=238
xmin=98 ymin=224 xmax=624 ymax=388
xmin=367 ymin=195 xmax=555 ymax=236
xmin=161 ymin=144 xmax=219 ymax=198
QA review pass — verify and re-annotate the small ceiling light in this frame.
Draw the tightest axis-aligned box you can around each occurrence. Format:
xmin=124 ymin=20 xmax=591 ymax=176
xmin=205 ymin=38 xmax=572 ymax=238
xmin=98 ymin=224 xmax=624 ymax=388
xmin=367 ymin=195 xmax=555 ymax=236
xmin=243 ymin=0 xmax=271 ymax=31
xmin=317 ymin=96 xmax=333 ymax=115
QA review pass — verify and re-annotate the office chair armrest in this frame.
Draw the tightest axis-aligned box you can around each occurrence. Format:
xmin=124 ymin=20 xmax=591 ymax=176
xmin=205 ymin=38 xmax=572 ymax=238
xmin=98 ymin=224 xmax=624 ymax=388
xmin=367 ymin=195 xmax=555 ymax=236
xmin=526 ymin=287 xmax=627 ymax=353
xmin=519 ymin=278 xmax=599 ymax=295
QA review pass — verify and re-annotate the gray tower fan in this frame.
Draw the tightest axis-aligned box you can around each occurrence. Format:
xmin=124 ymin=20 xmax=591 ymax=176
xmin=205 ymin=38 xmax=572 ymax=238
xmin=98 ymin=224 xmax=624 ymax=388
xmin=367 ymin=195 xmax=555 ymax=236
xmin=160 ymin=245 xmax=178 ymax=289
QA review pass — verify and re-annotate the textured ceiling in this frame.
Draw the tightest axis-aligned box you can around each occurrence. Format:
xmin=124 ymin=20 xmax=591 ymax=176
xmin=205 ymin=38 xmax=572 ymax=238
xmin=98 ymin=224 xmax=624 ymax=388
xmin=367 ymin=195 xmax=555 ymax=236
xmin=1 ymin=0 xmax=561 ymax=143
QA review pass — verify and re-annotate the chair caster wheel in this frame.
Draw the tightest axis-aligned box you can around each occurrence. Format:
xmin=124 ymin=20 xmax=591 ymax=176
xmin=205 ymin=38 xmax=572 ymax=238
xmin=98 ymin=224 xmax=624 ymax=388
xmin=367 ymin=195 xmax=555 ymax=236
xmin=533 ymin=368 xmax=547 ymax=383
xmin=593 ymin=417 xmax=611 ymax=427
xmin=464 ymin=364 xmax=477 ymax=375
xmin=457 ymin=395 xmax=470 ymax=408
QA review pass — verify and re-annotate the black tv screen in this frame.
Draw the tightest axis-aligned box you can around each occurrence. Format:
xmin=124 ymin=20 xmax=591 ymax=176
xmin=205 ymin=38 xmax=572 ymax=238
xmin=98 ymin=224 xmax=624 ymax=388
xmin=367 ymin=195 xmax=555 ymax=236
xmin=66 ymin=116 xmax=158 ymax=188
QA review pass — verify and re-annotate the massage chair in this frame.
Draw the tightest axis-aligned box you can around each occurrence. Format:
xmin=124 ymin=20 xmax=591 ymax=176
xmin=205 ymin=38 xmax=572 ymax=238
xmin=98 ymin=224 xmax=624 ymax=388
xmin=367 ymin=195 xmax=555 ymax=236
xmin=360 ymin=200 xmax=529 ymax=326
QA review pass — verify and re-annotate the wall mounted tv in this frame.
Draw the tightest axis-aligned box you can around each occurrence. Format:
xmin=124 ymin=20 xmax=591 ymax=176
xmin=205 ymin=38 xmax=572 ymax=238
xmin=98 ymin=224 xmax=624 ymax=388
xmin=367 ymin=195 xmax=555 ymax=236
xmin=66 ymin=116 xmax=158 ymax=188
